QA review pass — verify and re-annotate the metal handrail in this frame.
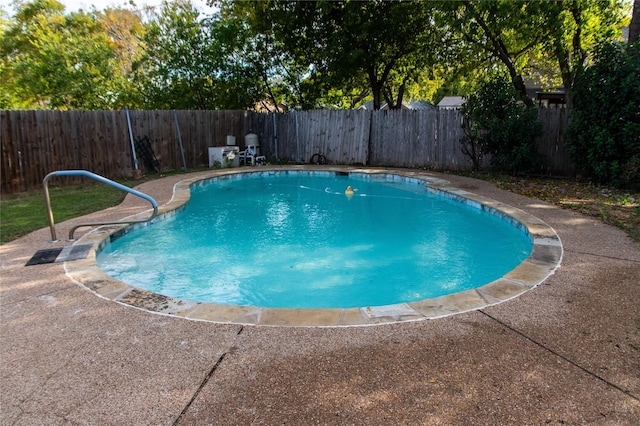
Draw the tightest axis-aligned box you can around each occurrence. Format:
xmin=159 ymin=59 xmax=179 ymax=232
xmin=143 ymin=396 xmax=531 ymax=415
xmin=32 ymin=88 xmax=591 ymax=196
xmin=44 ymin=170 xmax=158 ymax=242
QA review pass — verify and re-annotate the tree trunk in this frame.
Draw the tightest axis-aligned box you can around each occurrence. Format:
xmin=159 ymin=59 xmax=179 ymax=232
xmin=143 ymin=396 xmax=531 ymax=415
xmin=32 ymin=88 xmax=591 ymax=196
xmin=368 ymin=71 xmax=383 ymax=110
xmin=550 ymin=1 xmax=587 ymax=110
xmin=630 ymin=0 xmax=640 ymax=43
xmin=394 ymin=81 xmax=406 ymax=110
xmin=468 ymin=4 xmax=533 ymax=107
xmin=367 ymin=62 xmax=396 ymax=110
xmin=371 ymin=86 xmax=382 ymax=110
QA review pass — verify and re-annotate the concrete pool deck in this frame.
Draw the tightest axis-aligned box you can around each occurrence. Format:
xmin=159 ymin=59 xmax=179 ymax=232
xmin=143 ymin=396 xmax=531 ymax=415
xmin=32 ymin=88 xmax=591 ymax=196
xmin=1 ymin=167 xmax=639 ymax=424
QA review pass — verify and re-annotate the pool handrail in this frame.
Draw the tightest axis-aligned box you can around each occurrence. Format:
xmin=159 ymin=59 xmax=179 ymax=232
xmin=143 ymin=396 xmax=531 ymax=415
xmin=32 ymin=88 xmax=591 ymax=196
xmin=43 ymin=170 xmax=158 ymax=242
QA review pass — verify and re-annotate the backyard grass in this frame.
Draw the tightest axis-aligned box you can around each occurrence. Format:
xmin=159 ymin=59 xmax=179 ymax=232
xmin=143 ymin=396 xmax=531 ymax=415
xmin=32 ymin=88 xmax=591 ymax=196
xmin=0 ymin=176 xmax=153 ymax=244
xmin=1 ymin=170 xmax=639 ymax=244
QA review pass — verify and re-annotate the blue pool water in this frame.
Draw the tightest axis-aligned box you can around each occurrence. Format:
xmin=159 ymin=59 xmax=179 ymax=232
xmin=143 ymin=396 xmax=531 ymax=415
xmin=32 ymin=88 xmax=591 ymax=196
xmin=97 ymin=172 xmax=532 ymax=308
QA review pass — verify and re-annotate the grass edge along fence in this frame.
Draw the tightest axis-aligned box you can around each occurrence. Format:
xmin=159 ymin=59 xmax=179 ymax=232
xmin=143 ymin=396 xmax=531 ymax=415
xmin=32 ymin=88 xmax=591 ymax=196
xmin=1 ymin=108 xmax=571 ymax=194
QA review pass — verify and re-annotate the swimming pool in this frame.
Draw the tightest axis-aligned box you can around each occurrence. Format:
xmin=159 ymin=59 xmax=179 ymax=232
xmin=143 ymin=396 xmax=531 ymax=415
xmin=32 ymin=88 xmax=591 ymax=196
xmin=97 ymin=170 xmax=533 ymax=309
xmin=70 ymin=166 xmax=562 ymax=326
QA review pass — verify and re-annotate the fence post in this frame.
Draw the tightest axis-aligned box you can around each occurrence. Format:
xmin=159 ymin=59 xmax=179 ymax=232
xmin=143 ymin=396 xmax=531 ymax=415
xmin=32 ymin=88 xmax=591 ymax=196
xmin=125 ymin=106 xmax=139 ymax=176
xmin=173 ymin=110 xmax=187 ymax=172
xmin=294 ymin=110 xmax=301 ymax=163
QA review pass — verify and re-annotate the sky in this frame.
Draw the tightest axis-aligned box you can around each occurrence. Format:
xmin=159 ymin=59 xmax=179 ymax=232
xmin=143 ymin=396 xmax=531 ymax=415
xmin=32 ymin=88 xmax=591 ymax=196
xmin=0 ymin=0 xmax=216 ymax=16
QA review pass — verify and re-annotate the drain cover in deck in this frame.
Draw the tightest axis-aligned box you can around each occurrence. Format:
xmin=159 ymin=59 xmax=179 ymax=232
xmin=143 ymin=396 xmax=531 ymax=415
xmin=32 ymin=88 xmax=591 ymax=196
xmin=25 ymin=248 xmax=63 ymax=266
xmin=26 ymin=244 xmax=92 ymax=266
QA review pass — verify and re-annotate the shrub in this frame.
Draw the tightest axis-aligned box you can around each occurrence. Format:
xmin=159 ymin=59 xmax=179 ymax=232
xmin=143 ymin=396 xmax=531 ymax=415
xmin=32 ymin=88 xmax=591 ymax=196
xmin=568 ymin=42 xmax=640 ymax=189
xmin=460 ymin=74 xmax=544 ymax=175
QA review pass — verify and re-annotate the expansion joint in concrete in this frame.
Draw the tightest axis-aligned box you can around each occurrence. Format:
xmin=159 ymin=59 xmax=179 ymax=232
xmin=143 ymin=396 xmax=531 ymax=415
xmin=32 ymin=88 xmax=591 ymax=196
xmin=172 ymin=325 xmax=244 ymax=425
xmin=479 ymin=310 xmax=640 ymax=403
xmin=564 ymin=249 xmax=640 ymax=263
xmin=172 ymin=352 xmax=226 ymax=425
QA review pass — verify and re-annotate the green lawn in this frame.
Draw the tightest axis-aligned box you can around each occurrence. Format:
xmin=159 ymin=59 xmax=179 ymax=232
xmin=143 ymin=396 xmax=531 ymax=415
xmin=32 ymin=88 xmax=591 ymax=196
xmin=0 ymin=178 xmax=149 ymax=244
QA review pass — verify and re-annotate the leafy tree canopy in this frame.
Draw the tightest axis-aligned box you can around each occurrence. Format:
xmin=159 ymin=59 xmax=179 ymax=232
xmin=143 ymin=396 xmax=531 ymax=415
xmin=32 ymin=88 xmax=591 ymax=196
xmin=568 ymin=41 xmax=640 ymax=188
xmin=0 ymin=0 xmax=141 ymax=109
xmin=219 ymin=0 xmax=446 ymax=110
xmin=134 ymin=0 xmax=262 ymax=110
xmin=441 ymin=0 xmax=628 ymax=107
xmin=460 ymin=73 xmax=544 ymax=175
xmin=0 ymin=0 xmax=631 ymax=111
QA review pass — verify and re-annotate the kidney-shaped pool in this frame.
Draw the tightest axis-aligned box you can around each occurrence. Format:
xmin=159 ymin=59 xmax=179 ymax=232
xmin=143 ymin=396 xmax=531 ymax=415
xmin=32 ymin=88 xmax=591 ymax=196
xmin=97 ymin=170 xmax=535 ymax=309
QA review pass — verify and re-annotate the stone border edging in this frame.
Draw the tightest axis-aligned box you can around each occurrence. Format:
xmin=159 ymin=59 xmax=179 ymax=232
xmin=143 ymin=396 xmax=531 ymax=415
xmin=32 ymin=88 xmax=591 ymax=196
xmin=65 ymin=166 xmax=562 ymax=327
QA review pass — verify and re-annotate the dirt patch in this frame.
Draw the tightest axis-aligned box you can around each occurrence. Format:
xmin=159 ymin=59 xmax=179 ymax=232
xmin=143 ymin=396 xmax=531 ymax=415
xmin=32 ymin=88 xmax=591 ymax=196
xmin=474 ymin=174 xmax=640 ymax=243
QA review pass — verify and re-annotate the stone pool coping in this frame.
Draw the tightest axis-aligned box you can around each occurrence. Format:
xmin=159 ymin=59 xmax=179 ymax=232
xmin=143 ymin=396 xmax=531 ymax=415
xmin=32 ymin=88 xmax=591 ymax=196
xmin=65 ymin=166 xmax=562 ymax=327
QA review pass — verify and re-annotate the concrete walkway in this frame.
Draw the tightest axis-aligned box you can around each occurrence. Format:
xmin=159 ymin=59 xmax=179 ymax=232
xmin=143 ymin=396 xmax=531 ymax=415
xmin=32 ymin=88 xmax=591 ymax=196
xmin=1 ymin=169 xmax=639 ymax=425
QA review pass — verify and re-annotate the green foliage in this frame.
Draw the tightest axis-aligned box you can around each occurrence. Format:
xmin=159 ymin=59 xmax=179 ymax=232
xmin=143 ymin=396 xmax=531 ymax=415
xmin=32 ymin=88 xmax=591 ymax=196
xmin=220 ymin=0 xmax=444 ymax=110
xmin=540 ymin=0 xmax=628 ymax=107
xmin=313 ymin=0 xmax=444 ymax=110
xmin=444 ymin=1 xmax=548 ymax=105
xmin=0 ymin=0 xmax=142 ymax=109
xmin=460 ymin=74 xmax=544 ymax=175
xmin=441 ymin=0 xmax=627 ymax=108
xmin=567 ymin=41 xmax=640 ymax=189
xmin=0 ymin=0 xmax=631 ymax=112
xmin=135 ymin=0 xmax=262 ymax=110
xmin=218 ymin=0 xmax=320 ymax=111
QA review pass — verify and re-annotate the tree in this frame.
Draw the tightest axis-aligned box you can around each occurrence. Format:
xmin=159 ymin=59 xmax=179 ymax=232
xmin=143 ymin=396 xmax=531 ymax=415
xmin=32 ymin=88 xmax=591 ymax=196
xmin=98 ymin=7 xmax=145 ymax=76
xmin=217 ymin=0 xmax=322 ymax=111
xmin=444 ymin=1 xmax=547 ymax=106
xmin=567 ymin=41 xmax=640 ymax=189
xmin=218 ymin=0 xmax=351 ymax=111
xmin=315 ymin=0 xmax=444 ymax=110
xmin=218 ymin=0 xmax=445 ymax=110
xmin=460 ymin=73 xmax=544 ymax=175
xmin=0 ymin=0 xmax=133 ymax=109
xmin=96 ymin=7 xmax=146 ymax=108
xmin=443 ymin=1 xmax=627 ymax=108
xmin=540 ymin=0 xmax=627 ymax=108
xmin=0 ymin=7 xmax=16 ymax=108
xmin=135 ymin=0 xmax=261 ymax=110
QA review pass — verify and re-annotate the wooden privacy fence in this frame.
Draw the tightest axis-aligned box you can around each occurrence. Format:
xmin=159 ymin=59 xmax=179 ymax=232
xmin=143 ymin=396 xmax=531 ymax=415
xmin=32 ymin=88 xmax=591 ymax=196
xmin=252 ymin=108 xmax=570 ymax=171
xmin=1 ymin=109 xmax=250 ymax=192
xmin=536 ymin=107 xmax=572 ymax=175
xmin=1 ymin=108 xmax=570 ymax=194
xmin=252 ymin=109 xmax=371 ymax=165
xmin=369 ymin=109 xmax=468 ymax=169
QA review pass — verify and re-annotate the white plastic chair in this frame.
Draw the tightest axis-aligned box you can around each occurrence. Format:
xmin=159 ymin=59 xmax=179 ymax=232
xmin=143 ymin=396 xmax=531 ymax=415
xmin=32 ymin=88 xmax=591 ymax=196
xmin=239 ymin=144 xmax=266 ymax=165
